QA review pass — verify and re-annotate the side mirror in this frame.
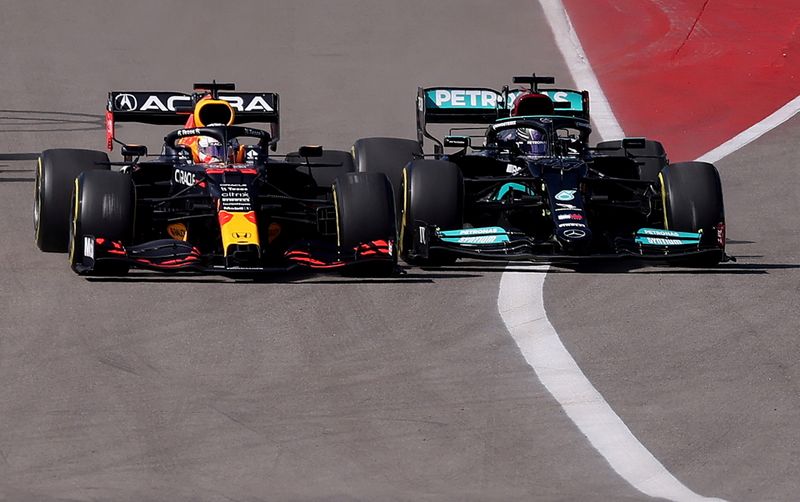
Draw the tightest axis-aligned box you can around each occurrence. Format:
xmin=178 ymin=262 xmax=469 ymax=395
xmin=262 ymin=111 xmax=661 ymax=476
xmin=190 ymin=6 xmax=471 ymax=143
xmin=298 ymin=145 xmax=323 ymax=158
xmin=443 ymin=135 xmax=470 ymax=149
xmin=121 ymin=144 xmax=148 ymax=158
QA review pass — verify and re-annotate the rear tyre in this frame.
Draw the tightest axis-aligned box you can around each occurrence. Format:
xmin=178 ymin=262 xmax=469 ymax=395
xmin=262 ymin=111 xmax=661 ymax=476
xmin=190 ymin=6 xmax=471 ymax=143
xmin=69 ymin=170 xmax=135 ymax=275
xmin=333 ymin=172 xmax=397 ymax=276
xmin=400 ymin=160 xmax=463 ymax=266
xmin=352 ymin=137 xmax=422 ymax=216
xmin=659 ymin=161 xmax=725 ymax=266
xmin=285 ymin=149 xmax=355 ymax=188
xmin=596 ymin=139 xmax=666 ymax=181
xmin=35 ymin=148 xmax=110 ymax=252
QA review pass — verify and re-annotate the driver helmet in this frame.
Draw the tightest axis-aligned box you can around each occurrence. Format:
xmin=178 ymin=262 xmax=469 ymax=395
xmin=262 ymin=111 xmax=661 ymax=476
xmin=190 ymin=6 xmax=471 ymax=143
xmin=513 ymin=127 xmax=548 ymax=157
xmin=194 ymin=135 xmax=241 ymax=164
xmin=196 ymin=136 xmax=225 ymax=163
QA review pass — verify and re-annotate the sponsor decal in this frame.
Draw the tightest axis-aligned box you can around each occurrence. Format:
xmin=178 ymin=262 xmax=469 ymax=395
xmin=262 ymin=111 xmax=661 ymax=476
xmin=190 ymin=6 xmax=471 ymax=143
xmin=84 ymin=236 xmax=94 ymax=259
xmin=177 ymin=128 xmax=202 ymax=137
xmin=114 ymin=93 xmax=138 ymax=112
xmin=558 ymin=222 xmax=586 ymax=228
xmin=140 ymin=95 xmax=192 ymax=112
xmin=555 ymin=202 xmax=579 ymax=211
xmin=634 ymin=236 xmax=700 ymax=246
xmin=111 ymin=93 xmax=274 ymax=113
xmin=506 ymin=163 xmax=522 ymax=174
xmin=639 ymin=228 xmax=680 ymax=237
xmin=167 ymin=222 xmax=188 ymax=241
xmin=562 ymin=229 xmax=587 ymax=238
xmin=219 ymin=183 xmax=252 ymax=211
xmin=427 ymin=89 xmax=503 ymax=109
xmin=438 ymin=226 xmax=510 ymax=245
xmin=220 ymin=95 xmax=274 ymax=112
xmin=557 ymin=213 xmax=583 ymax=221
xmin=555 ymin=189 xmax=576 ymax=201
xmin=174 ymin=169 xmax=196 ymax=186
xmin=425 ymin=89 xmax=583 ymax=112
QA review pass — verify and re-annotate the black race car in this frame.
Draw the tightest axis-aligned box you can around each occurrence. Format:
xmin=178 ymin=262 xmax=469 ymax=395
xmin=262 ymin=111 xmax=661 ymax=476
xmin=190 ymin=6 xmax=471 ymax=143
xmin=350 ymin=75 xmax=728 ymax=266
xmin=34 ymin=82 xmax=396 ymax=276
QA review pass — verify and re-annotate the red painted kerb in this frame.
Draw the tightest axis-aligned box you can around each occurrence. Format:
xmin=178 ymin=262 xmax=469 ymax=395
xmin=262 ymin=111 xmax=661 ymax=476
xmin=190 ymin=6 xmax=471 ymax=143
xmin=562 ymin=0 xmax=800 ymax=161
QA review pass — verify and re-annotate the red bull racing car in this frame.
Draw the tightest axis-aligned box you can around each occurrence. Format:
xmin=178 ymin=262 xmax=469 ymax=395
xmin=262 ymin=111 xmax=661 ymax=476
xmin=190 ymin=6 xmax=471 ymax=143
xmin=34 ymin=82 xmax=396 ymax=276
xmin=351 ymin=74 xmax=729 ymax=267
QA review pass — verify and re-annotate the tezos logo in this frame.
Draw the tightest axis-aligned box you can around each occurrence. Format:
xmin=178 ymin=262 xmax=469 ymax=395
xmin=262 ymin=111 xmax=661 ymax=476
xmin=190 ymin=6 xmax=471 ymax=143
xmin=555 ymin=190 xmax=576 ymax=201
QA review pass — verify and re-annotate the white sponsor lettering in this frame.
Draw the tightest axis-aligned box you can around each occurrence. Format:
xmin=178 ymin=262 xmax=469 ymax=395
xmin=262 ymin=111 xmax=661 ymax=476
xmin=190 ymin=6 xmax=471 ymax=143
xmin=167 ymin=95 xmax=192 ymax=110
xmin=647 ymin=237 xmax=684 ymax=245
xmin=640 ymin=229 xmax=681 ymax=237
xmin=451 ymin=90 xmax=465 ymax=106
xmin=174 ymin=169 xmax=195 ymax=186
xmin=458 ymin=235 xmax=498 ymax=244
xmin=434 ymin=90 xmax=450 ymax=107
xmin=558 ymin=222 xmax=585 ymax=228
xmin=221 ymin=95 xmax=275 ymax=112
xmin=84 ymin=236 xmax=94 ymax=259
xmin=140 ymin=95 xmax=169 ymax=112
xmin=433 ymin=90 xmax=501 ymax=108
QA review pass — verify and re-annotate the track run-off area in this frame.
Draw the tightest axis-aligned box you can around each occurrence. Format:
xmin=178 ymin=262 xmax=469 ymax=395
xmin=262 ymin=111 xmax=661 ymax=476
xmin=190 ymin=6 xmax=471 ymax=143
xmin=1 ymin=1 xmax=799 ymax=501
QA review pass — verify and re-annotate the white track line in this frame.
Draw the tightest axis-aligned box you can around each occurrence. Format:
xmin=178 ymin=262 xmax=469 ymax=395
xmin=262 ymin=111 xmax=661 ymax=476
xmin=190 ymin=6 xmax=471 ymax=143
xmin=697 ymin=94 xmax=800 ymax=163
xmin=494 ymin=1 xmax=729 ymax=500
xmin=537 ymin=0 xmax=625 ymax=142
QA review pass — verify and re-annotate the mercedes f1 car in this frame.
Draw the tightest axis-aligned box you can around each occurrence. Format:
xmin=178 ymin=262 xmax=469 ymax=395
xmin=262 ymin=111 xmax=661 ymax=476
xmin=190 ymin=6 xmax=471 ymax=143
xmin=34 ymin=82 xmax=396 ymax=276
xmin=350 ymin=75 xmax=728 ymax=266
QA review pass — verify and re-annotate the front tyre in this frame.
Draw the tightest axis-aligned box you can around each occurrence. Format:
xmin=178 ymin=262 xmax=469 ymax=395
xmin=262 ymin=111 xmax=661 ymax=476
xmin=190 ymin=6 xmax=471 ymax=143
xmin=35 ymin=148 xmax=110 ymax=252
xmin=69 ymin=170 xmax=135 ymax=275
xmin=333 ymin=172 xmax=397 ymax=276
xmin=400 ymin=160 xmax=463 ymax=266
xmin=659 ymin=161 xmax=725 ymax=266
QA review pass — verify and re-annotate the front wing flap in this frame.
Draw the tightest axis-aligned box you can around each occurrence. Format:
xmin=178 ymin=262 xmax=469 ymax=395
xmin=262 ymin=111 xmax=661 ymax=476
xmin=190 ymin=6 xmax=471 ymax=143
xmin=409 ymin=223 xmax=728 ymax=263
xmin=74 ymin=236 xmax=394 ymax=275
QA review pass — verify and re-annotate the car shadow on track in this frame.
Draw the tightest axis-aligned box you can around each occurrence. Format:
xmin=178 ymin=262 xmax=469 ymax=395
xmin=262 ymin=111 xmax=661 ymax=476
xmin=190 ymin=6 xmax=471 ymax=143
xmin=0 ymin=163 xmax=35 ymax=182
xmin=417 ymin=259 xmax=800 ymax=276
xmin=86 ymin=269 xmax=481 ymax=285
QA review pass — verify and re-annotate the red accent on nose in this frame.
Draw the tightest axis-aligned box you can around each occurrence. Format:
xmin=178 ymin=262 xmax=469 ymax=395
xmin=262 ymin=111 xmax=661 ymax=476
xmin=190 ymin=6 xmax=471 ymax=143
xmin=218 ymin=211 xmax=233 ymax=225
xmin=244 ymin=211 xmax=257 ymax=224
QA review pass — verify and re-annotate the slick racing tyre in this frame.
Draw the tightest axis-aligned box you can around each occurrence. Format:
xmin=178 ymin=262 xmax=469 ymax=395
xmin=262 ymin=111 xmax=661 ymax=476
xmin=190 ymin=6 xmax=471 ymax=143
xmin=285 ymin=149 xmax=355 ymax=189
xmin=333 ymin=172 xmax=397 ymax=275
xmin=352 ymin=137 xmax=422 ymax=217
xmin=596 ymin=139 xmax=667 ymax=182
xmin=69 ymin=170 xmax=135 ymax=275
xmin=659 ymin=161 xmax=725 ymax=266
xmin=400 ymin=160 xmax=463 ymax=266
xmin=35 ymin=148 xmax=110 ymax=252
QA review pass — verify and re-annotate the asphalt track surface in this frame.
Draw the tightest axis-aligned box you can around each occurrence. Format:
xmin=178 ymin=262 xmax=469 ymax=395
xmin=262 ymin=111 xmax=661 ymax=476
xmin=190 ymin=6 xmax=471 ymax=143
xmin=0 ymin=2 xmax=798 ymax=501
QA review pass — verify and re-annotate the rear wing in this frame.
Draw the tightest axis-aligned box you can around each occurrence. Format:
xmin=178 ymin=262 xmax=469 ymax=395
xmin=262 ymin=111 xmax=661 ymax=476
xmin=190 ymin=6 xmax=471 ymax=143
xmin=105 ymin=88 xmax=280 ymax=151
xmin=416 ymin=82 xmax=590 ymax=151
